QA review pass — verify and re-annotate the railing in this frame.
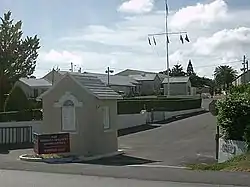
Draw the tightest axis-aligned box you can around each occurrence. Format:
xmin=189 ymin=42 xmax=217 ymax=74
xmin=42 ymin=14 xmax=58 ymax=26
xmin=0 ymin=126 xmax=33 ymax=149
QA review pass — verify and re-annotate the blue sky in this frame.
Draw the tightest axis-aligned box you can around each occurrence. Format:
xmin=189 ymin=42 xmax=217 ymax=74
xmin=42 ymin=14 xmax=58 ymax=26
xmin=1 ymin=0 xmax=250 ymax=78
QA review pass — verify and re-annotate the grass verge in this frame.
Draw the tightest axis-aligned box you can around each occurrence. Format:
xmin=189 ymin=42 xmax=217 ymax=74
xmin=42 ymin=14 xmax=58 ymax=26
xmin=187 ymin=152 xmax=250 ymax=172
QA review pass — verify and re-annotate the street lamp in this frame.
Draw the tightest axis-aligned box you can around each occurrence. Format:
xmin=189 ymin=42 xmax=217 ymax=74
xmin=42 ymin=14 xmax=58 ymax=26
xmin=147 ymin=0 xmax=190 ymax=97
xmin=105 ymin=67 xmax=114 ymax=86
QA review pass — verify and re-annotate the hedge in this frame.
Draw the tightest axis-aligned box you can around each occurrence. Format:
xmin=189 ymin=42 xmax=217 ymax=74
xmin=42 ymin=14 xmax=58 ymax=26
xmin=216 ymin=84 xmax=250 ymax=148
xmin=4 ymin=86 xmax=30 ymax=112
xmin=117 ymin=98 xmax=202 ymax=114
xmin=0 ymin=109 xmax=43 ymax=122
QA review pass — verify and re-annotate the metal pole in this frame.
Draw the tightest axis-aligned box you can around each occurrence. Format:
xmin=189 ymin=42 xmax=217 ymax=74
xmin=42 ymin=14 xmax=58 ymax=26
xmin=243 ymin=55 xmax=246 ymax=84
xmin=165 ymin=0 xmax=170 ymax=97
xmin=107 ymin=67 xmax=110 ymax=86
xmin=215 ymin=125 xmax=220 ymax=160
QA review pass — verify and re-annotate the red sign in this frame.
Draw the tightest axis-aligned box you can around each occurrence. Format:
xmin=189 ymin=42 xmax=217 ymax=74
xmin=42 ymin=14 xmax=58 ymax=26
xmin=34 ymin=133 xmax=70 ymax=154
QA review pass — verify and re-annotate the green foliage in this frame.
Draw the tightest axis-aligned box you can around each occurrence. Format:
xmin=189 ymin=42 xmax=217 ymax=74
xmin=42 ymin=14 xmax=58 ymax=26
xmin=186 ymin=60 xmax=195 ymax=76
xmin=171 ymin=64 xmax=186 ymax=77
xmin=0 ymin=11 xmax=40 ymax=110
xmin=4 ymin=86 xmax=30 ymax=111
xmin=190 ymin=75 xmax=213 ymax=88
xmin=117 ymin=98 xmax=201 ymax=114
xmin=229 ymin=83 xmax=250 ymax=94
xmin=160 ymin=60 xmax=213 ymax=89
xmin=216 ymin=84 xmax=250 ymax=147
xmin=0 ymin=109 xmax=42 ymax=122
xmin=214 ymin=65 xmax=237 ymax=90
xmin=188 ymin=152 xmax=250 ymax=172
xmin=29 ymin=99 xmax=42 ymax=109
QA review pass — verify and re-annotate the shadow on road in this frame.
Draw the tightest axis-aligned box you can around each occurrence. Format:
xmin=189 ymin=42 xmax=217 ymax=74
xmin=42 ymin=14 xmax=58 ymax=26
xmin=42 ymin=154 xmax=158 ymax=166
xmin=0 ymin=144 xmax=33 ymax=155
xmin=81 ymin=154 xmax=158 ymax=166
xmin=154 ymin=110 xmax=209 ymax=125
xmin=118 ymin=125 xmax=159 ymax=137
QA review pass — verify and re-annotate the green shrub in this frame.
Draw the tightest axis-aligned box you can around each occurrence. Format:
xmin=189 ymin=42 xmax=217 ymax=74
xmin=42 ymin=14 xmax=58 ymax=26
xmin=117 ymin=98 xmax=201 ymax=114
xmin=4 ymin=86 xmax=30 ymax=111
xmin=29 ymin=98 xmax=42 ymax=109
xmin=0 ymin=109 xmax=42 ymax=122
xmin=229 ymin=83 xmax=250 ymax=94
xmin=216 ymin=85 xmax=250 ymax=148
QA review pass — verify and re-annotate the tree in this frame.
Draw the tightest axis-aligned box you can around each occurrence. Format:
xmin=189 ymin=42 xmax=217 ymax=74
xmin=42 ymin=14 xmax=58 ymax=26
xmin=0 ymin=11 xmax=40 ymax=111
xmin=186 ymin=60 xmax=195 ymax=76
xmin=159 ymin=68 xmax=172 ymax=76
xmin=214 ymin=65 xmax=237 ymax=90
xmin=171 ymin=64 xmax=186 ymax=77
xmin=4 ymin=86 xmax=30 ymax=111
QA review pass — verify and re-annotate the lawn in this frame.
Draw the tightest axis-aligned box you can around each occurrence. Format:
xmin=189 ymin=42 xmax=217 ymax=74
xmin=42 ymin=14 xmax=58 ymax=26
xmin=188 ymin=152 xmax=250 ymax=172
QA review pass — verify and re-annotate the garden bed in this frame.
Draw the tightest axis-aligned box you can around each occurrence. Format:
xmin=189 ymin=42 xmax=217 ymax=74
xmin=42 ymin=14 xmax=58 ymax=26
xmin=187 ymin=152 xmax=250 ymax=172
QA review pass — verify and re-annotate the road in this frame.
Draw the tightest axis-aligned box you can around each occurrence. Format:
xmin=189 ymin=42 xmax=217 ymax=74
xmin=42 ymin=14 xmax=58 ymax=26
xmin=0 ymin=169 xmax=242 ymax=187
xmin=118 ymin=112 xmax=217 ymax=166
xmin=0 ymin=109 xmax=250 ymax=186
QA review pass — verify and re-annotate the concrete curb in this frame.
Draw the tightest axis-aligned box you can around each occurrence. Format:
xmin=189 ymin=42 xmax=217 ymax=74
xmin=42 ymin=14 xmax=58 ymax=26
xmin=19 ymin=150 xmax=124 ymax=163
xmin=19 ymin=154 xmax=43 ymax=162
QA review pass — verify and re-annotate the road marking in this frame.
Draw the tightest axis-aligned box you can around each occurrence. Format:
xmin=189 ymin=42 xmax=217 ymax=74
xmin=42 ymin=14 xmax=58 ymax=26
xmin=127 ymin=164 xmax=187 ymax=169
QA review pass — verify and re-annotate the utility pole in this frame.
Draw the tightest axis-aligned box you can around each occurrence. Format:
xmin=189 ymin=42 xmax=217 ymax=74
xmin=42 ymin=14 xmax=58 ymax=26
xmin=69 ymin=62 xmax=74 ymax=72
xmin=241 ymin=55 xmax=248 ymax=84
xmin=147 ymin=0 xmax=190 ymax=97
xmin=105 ymin=67 xmax=114 ymax=86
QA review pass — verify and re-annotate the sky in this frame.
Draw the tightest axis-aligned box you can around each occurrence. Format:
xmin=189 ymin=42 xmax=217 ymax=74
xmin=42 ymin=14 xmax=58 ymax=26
xmin=1 ymin=0 xmax=250 ymax=78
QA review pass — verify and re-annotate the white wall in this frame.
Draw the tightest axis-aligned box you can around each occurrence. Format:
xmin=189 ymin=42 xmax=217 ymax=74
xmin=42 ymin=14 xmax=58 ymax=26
xmin=0 ymin=108 xmax=202 ymax=133
xmin=117 ymin=112 xmax=148 ymax=129
xmin=0 ymin=121 xmax=42 ymax=134
xmin=117 ymin=108 xmax=203 ymax=129
xmin=218 ymin=138 xmax=248 ymax=163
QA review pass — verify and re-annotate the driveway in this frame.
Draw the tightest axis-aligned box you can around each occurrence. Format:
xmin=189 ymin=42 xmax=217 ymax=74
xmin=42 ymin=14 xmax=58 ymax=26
xmin=119 ymin=113 xmax=217 ymax=166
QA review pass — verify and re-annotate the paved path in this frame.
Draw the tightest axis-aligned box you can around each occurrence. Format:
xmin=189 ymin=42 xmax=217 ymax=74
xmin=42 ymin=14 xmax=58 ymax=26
xmin=119 ymin=112 xmax=217 ymax=166
xmin=0 ymin=169 xmax=243 ymax=187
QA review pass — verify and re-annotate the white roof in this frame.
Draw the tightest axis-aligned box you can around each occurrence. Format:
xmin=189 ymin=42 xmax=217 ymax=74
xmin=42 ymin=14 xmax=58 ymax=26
xmin=59 ymin=71 xmax=139 ymax=87
xmin=39 ymin=73 xmax=122 ymax=100
xmin=128 ymin=74 xmax=157 ymax=81
xmin=19 ymin=78 xmax=52 ymax=87
xmin=162 ymin=76 xmax=190 ymax=84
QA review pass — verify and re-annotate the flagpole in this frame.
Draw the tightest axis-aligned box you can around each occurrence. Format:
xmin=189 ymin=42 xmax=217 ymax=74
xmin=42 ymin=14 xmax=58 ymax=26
xmin=165 ymin=0 xmax=170 ymax=96
xmin=147 ymin=1 xmax=190 ymax=97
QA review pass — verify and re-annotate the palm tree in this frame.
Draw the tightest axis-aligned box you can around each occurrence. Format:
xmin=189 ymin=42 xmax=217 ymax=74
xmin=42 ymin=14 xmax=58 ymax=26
xmin=214 ymin=65 xmax=237 ymax=90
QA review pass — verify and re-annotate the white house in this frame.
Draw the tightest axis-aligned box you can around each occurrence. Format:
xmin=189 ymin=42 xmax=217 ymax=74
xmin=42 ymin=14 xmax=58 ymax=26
xmin=162 ymin=77 xmax=191 ymax=96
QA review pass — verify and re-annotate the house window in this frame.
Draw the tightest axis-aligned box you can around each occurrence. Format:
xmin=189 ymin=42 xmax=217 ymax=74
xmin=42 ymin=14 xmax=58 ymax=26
xmin=102 ymin=106 xmax=110 ymax=130
xmin=33 ymin=89 xmax=38 ymax=98
xmin=61 ymin=100 xmax=76 ymax=132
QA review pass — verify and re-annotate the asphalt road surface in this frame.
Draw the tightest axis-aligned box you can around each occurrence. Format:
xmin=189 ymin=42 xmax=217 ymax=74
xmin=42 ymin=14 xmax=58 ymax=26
xmin=119 ymin=112 xmax=217 ymax=166
xmin=0 ymin=169 xmax=242 ymax=187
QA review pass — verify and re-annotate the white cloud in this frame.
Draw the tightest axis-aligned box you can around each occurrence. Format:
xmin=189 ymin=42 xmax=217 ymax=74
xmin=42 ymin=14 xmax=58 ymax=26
xmin=118 ymin=0 xmax=155 ymax=14
xmin=193 ymin=27 xmax=250 ymax=55
xmin=37 ymin=0 xmax=250 ymax=78
xmin=40 ymin=50 xmax=83 ymax=65
xmin=170 ymin=0 xmax=228 ymax=30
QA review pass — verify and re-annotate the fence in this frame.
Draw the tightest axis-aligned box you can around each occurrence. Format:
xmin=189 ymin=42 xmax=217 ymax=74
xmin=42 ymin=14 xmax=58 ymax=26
xmin=0 ymin=126 xmax=33 ymax=150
